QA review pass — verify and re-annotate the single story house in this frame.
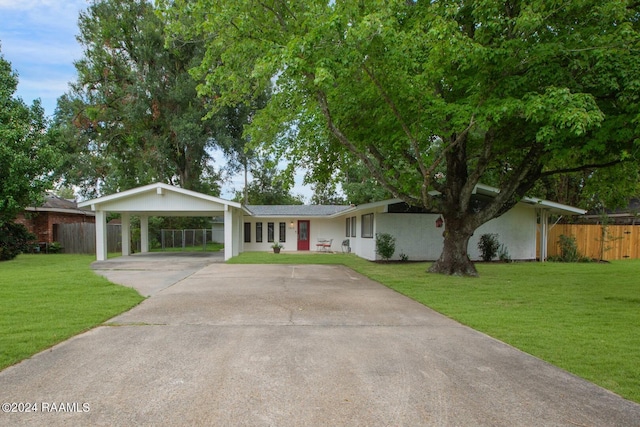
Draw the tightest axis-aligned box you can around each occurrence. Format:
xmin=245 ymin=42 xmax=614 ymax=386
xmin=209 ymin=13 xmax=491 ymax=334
xmin=79 ymin=182 xmax=585 ymax=262
xmin=243 ymin=184 xmax=585 ymax=261
xmin=15 ymin=193 xmax=95 ymax=247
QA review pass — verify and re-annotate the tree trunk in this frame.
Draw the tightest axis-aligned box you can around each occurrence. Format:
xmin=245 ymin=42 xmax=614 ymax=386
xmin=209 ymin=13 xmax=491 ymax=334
xmin=428 ymin=224 xmax=478 ymax=277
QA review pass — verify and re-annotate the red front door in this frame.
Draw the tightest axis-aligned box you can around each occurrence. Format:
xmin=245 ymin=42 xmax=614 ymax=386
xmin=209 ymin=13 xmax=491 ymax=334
xmin=297 ymin=220 xmax=310 ymax=251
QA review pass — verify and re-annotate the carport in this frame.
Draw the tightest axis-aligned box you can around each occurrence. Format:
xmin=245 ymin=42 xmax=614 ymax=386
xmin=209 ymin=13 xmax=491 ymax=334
xmin=78 ymin=182 xmax=245 ymax=261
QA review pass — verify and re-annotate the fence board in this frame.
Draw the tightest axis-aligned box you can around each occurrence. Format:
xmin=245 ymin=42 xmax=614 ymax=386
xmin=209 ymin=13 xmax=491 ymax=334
xmin=53 ymin=223 xmax=122 ymax=254
xmin=546 ymin=224 xmax=640 ymax=260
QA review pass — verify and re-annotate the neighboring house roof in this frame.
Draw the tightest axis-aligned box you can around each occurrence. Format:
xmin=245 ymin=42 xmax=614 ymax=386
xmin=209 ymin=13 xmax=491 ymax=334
xmin=582 ymin=198 xmax=640 ymax=223
xmin=25 ymin=193 xmax=95 ymax=216
xmin=245 ymin=205 xmax=353 ymax=217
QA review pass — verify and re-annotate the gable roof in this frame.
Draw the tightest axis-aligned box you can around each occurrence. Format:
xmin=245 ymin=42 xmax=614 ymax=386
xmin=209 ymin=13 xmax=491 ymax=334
xmin=78 ymin=182 xmax=242 ymax=216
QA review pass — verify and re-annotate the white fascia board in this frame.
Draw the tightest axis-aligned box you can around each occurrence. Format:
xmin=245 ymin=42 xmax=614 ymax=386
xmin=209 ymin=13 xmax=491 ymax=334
xmin=78 ymin=182 xmax=242 ymax=210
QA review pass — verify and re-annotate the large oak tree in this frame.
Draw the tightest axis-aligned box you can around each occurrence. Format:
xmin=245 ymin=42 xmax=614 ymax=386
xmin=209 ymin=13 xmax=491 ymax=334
xmin=161 ymin=0 xmax=640 ymax=275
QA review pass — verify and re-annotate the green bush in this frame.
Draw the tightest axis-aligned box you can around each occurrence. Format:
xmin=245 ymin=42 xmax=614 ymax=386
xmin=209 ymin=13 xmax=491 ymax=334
xmin=48 ymin=242 xmax=63 ymax=254
xmin=498 ymin=243 xmax=511 ymax=262
xmin=548 ymin=234 xmax=591 ymax=263
xmin=0 ymin=222 xmax=35 ymax=261
xmin=375 ymin=232 xmax=396 ymax=261
xmin=477 ymin=233 xmax=500 ymax=262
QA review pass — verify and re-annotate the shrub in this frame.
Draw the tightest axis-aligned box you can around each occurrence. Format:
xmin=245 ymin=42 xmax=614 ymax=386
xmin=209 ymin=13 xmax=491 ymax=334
xmin=399 ymin=252 xmax=409 ymax=262
xmin=498 ymin=244 xmax=511 ymax=263
xmin=477 ymin=233 xmax=500 ymax=262
xmin=0 ymin=222 xmax=35 ymax=261
xmin=549 ymin=234 xmax=591 ymax=263
xmin=375 ymin=232 xmax=396 ymax=261
xmin=48 ymin=242 xmax=63 ymax=254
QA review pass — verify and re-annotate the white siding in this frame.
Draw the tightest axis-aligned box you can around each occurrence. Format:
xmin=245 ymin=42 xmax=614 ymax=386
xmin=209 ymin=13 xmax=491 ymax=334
xmin=376 ymin=213 xmax=444 ymax=261
xmin=469 ymin=205 xmax=537 ymax=261
xmin=241 ymin=217 xmax=345 ymax=252
xmin=372 ymin=205 xmax=537 ymax=261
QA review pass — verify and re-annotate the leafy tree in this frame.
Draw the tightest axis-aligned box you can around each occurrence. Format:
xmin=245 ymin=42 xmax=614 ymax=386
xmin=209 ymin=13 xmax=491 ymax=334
xmin=161 ymin=0 xmax=640 ymax=276
xmin=236 ymin=157 xmax=304 ymax=205
xmin=310 ymin=181 xmax=346 ymax=205
xmin=51 ymin=0 xmax=255 ymax=197
xmin=340 ymin=162 xmax=392 ymax=205
xmin=0 ymin=48 xmax=59 ymax=228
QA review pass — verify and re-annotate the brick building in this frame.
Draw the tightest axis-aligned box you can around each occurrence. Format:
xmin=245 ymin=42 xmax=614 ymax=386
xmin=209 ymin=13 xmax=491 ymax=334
xmin=15 ymin=194 xmax=95 ymax=244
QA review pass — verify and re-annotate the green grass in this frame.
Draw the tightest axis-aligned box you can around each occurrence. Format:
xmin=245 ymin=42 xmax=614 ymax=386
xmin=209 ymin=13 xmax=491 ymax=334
xmin=229 ymin=252 xmax=640 ymax=403
xmin=0 ymin=254 xmax=144 ymax=370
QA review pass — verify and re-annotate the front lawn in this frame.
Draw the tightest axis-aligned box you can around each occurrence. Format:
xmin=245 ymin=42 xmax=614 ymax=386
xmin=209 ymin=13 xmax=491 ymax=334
xmin=0 ymin=254 xmax=144 ymax=370
xmin=229 ymin=252 xmax=640 ymax=403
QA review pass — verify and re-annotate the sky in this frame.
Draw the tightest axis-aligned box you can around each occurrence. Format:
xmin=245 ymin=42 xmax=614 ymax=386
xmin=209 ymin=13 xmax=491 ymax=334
xmin=0 ymin=0 xmax=313 ymax=202
xmin=0 ymin=0 xmax=86 ymax=117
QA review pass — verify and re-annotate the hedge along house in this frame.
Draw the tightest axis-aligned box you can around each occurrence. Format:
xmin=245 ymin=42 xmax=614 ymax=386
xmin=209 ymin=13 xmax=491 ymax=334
xmin=78 ymin=182 xmax=245 ymax=261
xmin=242 ymin=184 xmax=586 ymax=262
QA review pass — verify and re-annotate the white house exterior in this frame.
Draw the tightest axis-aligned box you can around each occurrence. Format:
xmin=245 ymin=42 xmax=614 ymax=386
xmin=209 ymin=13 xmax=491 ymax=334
xmin=80 ymin=182 xmax=584 ymax=262
xmin=242 ymin=185 xmax=586 ymax=262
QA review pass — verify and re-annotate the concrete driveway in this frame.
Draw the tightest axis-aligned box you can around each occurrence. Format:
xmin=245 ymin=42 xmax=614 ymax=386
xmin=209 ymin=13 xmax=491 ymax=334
xmin=1 ymin=259 xmax=639 ymax=426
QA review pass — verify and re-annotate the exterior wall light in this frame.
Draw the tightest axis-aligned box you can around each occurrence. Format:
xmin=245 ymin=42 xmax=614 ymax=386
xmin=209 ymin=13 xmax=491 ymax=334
xmin=435 ymin=216 xmax=444 ymax=228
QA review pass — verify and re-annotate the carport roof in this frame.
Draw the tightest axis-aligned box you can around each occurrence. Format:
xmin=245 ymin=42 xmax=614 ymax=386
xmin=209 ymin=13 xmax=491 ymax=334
xmin=78 ymin=182 xmax=242 ymax=216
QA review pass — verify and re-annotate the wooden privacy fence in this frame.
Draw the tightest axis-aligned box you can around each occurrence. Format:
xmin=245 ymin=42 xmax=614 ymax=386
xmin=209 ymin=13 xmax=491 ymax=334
xmin=53 ymin=223 xmax=122 ymax=254
xmin=545 ymin=224 xmax=640 ymax=260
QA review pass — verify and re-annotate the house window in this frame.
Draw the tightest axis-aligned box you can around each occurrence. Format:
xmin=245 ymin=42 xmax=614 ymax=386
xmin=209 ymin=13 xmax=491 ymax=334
xmin=267 ymin=222 xmax=274 ymax=242
xmin=256 ymin=222 xmax=263 ymax=243
xmin=244 ymin=222 xmax=251 ymax=243
xmin=351 ymin=216 xmax=356 ymax=237
xmin=361 ymin=213 xmax=373 ymax=238
xmin=279 ymin=222 xmax=286 ymax=242
xmin=346 ymin=217 xmax=351 ymax=237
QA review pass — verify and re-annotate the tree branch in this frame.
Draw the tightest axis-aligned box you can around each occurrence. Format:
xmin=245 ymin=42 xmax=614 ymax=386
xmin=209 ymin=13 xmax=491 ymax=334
xmin=314 ymin=88 xmax=407 ymax=201
xmin=541 ymin=159 xmax=624 ymax=176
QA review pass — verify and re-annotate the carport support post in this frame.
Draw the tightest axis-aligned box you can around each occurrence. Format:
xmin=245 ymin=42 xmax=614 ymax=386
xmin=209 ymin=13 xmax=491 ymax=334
xmin=121 ymin=213 xmax=131 ymax=257
xmin=538 ymin=208 xmax=549 ymax=262
xmin=224 ymin=207 xmax=233 ymax=261
xmin=95 ymin=209 xmax=108 ymax=261
xmin=140 ymin=215 xmax=149 ymax=253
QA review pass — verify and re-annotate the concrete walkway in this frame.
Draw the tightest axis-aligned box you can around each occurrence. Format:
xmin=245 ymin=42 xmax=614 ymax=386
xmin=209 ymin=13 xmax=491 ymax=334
xmin=1 ymin=259 xmax=639 ymax=426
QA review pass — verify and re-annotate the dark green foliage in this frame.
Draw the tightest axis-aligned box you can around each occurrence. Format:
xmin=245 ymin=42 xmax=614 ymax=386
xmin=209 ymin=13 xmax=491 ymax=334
xmin=1 ymin=49 xmax=60 ymax=226
xmin=375 ymin=233 xmax=396 ymax=261
xmin=548 ymin=235 xmax=591 ymax=263
xmin=235 ymin=157 xmax=304 ymax=205
xmin=0 ymin=223 xmax=35 ymax=261
xmin=498 ymin=244 xmax=511 ymax=263
xmin=47 ymin=242 xmax=63 ymax=254
xmin=477 ymin=234 xmax=500 ymax=262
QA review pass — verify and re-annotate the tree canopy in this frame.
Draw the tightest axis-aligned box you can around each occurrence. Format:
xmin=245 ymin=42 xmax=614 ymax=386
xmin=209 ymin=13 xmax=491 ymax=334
xmin=161 ymin=0 xmax=640 ymax=275
xmin=51 ymin=0 xmax=262 ymax=198
xmin=0 ymin=48 xmax=59 ymax=226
